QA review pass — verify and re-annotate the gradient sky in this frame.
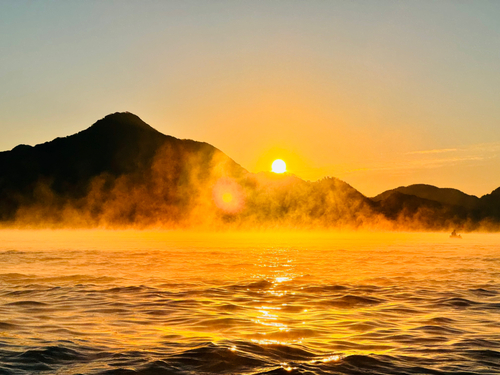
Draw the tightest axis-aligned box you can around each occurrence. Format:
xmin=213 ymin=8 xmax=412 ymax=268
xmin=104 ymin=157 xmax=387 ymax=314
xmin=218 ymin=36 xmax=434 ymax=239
xmin=1 ymin=1 xmax=500 ymax=197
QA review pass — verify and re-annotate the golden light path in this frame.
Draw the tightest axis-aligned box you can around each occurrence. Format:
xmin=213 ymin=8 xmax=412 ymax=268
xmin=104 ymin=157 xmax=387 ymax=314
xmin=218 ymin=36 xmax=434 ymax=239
xmin=272 ymin=159 xmax=287 ymax=173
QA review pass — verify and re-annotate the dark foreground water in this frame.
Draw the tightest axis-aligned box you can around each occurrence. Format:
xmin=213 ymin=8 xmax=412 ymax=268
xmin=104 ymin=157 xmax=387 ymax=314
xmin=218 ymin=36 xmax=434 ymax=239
xmin=0 ymin=231 xmax=499 ymax=375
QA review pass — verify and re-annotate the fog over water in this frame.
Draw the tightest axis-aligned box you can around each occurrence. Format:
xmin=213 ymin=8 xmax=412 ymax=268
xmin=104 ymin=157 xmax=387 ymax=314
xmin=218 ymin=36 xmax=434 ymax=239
xmin=1 ymin=231 xmax=499 ymax=374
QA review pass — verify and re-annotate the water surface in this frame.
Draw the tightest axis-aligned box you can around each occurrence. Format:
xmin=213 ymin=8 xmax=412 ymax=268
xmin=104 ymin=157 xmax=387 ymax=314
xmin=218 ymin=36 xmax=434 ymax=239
xmin=0 ymin=231 xmax=499 ymax=374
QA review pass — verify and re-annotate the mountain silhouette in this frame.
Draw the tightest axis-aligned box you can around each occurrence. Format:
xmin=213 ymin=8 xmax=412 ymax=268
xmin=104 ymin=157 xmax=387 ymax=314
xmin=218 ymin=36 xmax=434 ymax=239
xmin=0 ymin=112 xmax=246 ymax=224
xmin=479 ymin=187 xmax=500 ymax=219
xmin=1 ymin=112 xmax=499 ymax=230
xmin=371 ymin=191 xmax=472 ymax=230
xmin=373 ymin=184 xmax=480 ymax=210
xmin=374 ymin=184 xmax=500 ymax=230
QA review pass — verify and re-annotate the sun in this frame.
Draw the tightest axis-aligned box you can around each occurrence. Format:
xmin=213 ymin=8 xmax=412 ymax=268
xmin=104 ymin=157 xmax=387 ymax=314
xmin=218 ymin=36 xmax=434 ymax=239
xmin=271 ymin=159 xmax=286 ymax=174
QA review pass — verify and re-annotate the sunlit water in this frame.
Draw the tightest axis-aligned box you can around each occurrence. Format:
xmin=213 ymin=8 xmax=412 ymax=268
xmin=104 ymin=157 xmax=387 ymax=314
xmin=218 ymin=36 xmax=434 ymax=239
xmin=1 ymin=230 xmax=499 ymax=374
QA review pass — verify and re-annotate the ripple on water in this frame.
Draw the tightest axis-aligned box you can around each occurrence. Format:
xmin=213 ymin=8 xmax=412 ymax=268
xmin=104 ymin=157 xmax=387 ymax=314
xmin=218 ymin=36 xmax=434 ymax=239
xmin=1 ymin=234 xmax=500 ymax=374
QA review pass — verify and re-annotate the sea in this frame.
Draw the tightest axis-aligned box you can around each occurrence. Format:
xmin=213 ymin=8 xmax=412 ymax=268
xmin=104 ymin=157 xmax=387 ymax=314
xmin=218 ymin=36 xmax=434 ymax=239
xmin=0 ymin=230 xmax=499 ymax=375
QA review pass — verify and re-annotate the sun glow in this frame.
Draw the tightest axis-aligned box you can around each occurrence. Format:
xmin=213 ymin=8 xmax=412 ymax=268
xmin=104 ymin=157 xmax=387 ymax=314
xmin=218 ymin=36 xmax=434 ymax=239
xmin=271 ymin=159 xmax=286 ymax=173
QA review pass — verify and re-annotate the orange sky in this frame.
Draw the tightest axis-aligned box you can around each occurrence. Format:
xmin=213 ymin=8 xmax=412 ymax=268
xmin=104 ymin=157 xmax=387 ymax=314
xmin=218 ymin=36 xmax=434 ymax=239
xmin=1 ymin=2 xmax=500 ymax=197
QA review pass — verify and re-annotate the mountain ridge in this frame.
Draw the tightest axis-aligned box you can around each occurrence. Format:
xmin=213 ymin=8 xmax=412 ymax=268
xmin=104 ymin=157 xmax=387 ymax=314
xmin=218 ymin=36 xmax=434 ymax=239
xmin=373 ymin=184 xmax=481 ymax=210
xmin=1 ymin=112 xmax=499 ymax=230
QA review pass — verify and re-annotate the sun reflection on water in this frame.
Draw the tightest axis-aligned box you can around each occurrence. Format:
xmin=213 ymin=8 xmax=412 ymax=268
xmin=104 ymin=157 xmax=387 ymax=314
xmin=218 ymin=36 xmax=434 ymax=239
xmin=4 ymin=231 xmax=495 ymax=372
xmin=246 ymin=248 xmax=307 ymax=347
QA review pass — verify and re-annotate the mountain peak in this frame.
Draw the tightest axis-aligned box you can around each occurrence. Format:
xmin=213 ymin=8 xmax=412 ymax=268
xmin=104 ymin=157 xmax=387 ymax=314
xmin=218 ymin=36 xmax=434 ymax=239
xmin=88 ymin=112 xmax=159 ymax=134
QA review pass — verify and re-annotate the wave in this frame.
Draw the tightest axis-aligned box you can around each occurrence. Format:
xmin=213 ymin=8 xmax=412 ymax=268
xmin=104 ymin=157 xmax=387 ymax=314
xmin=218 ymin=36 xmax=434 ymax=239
xmin=319 ymin=295 xmax=384 ymax=308
xmin=1 ymin=338 xmax=498 ymax=375
xmin=2 ymin=238 xmax=500 ymax=375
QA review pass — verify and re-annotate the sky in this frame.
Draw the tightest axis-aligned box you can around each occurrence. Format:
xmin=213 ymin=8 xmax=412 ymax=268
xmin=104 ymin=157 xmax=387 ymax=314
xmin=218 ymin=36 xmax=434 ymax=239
xmin=1 ymin=1 xmax=500 ymax=197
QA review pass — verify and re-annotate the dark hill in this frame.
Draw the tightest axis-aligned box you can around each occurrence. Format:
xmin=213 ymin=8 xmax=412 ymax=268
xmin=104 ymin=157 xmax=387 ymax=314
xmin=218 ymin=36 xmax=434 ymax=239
xmin=371 ymin=191 xmax=470 ymax=230
xmin=0 ymin=112 xmax=246 ymax=223
xmin=373 ymin=184 xmax=480 ymax=210
xmin=478 ymin=187 xmax=500 ymax=220
xmin=372 ymin=184 xmax=500 ymax=230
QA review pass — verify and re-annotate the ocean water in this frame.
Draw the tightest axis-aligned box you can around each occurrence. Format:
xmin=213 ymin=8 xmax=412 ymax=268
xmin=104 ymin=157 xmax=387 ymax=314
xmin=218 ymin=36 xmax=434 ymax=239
xmin=0 ymin=230 xmax=499 ymax=375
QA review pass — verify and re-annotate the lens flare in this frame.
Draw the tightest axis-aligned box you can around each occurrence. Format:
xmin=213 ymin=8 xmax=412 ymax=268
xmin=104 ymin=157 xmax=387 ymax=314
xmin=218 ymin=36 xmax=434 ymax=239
xmin=212 ymin=178 xmax=245 ymax=214
xmin=272 ymin=159 xmax=286 ymax=173
xmin=222 ymin=192 xmax=233 ymax=203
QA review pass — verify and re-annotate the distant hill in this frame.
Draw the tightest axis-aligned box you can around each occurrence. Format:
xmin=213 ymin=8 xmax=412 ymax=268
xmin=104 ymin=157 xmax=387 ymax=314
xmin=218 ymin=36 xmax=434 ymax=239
xmin=373 ymin=184 xmax=500 ymax=230
xmin=371 ymin=191 xmax=471 ymax=230
xmin=477 ymin=187 xmax=500 ymax=221
xmin=373 ymin=184 xmax=480 ymax=210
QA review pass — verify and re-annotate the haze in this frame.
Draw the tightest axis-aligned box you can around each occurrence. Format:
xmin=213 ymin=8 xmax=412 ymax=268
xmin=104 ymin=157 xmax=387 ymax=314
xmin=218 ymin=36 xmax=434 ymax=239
xmin=1 ymin=1 xmax=500 ymax=197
